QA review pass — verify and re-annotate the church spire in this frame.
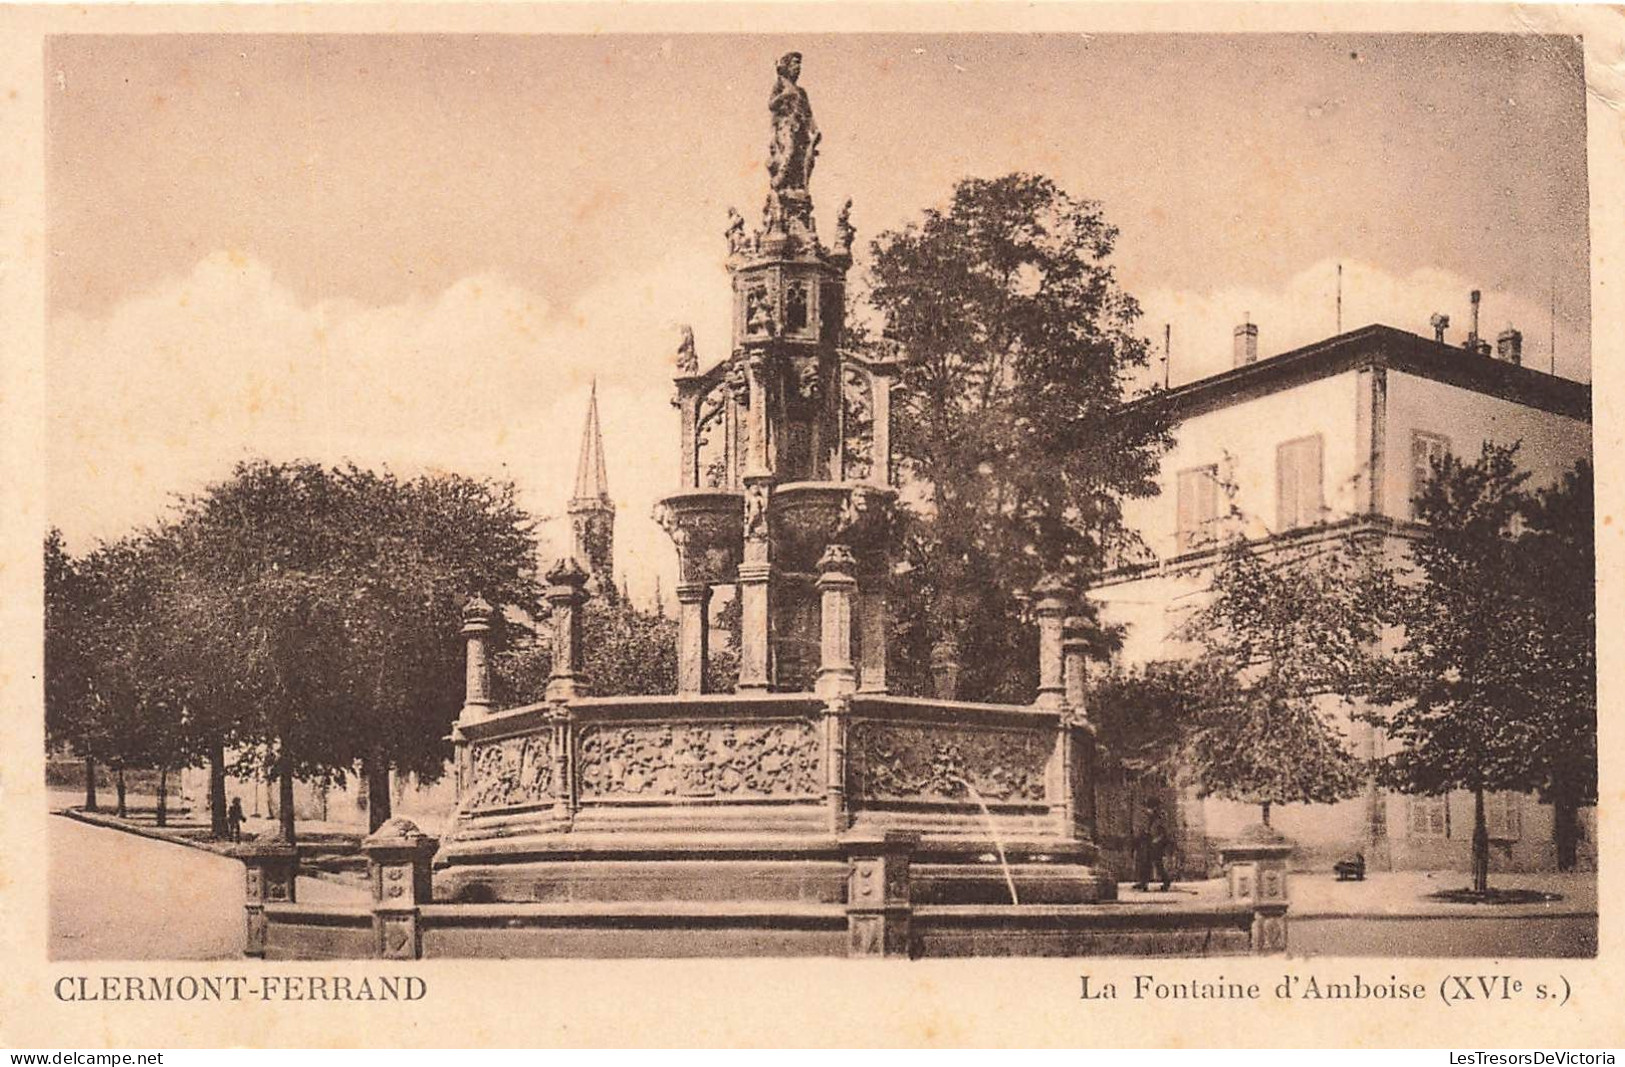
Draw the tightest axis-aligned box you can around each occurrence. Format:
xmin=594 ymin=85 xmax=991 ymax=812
xmin=572 ymin=379 xmax=610 ymax=505
xmin=568 ymin=380 xmax=615 ymax=595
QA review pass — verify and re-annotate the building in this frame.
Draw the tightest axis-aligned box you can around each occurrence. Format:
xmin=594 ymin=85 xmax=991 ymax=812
xmin=1087 ymin=317 xmax=1593 ymax=874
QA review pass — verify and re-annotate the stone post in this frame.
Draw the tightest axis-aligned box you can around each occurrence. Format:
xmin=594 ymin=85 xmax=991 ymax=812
xmin=362 ymin=818 xmax=438 ymax=961
xmin=1033 ymin=575 xmax=1069 ymax=710
xmin=236 ymin=834 xmax=299 ymax=959
xmin=459 ymin=594 xmax=496 ymax=723
xmin=1218 ymin=825 xmax=1293 ymax=955
xmin=816 ymin=544 xmax=858 ymax=697
xmin=675 ymin=581 xmax=712 ymax=695
xmin=868 ymin=367 xmax=894 ymax=488
xmin=823 ymin=694 xmax=851 ymax=834
xmin=1061 ymin=614 xmax=1096 ymax=840
xmin=737 ymin=475 xmax=773 ymax=692
xmin=844 ymin=830 xmax=917 ymax=959
xmin=545 ymin=558 xmax=590 ymax=703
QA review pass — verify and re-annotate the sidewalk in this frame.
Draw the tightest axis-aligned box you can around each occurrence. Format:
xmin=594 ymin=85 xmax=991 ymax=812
xmin=56 ymin=802 xmax=369 ymax=888
xmin=1120 ymin=869 xmax=1597 ymax=919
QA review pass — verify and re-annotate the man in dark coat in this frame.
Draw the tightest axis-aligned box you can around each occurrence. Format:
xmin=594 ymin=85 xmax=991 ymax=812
xmin=1133 ymin=806 xmax=1173 ymax=892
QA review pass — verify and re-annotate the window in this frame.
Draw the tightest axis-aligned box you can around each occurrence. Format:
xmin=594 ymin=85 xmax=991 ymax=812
xmin=1411 ymin=432 xmax=1451 ymax=519
xmin=1486 ymin=791 xmax=1522 ymax=841
xmin=1175 ymin=465 xmax=1219 ymax=553
xmin=1409 ymin=795 xmax=1449 ymax=838
xmin=1276 ymin=435 xmax=1324 ymax=531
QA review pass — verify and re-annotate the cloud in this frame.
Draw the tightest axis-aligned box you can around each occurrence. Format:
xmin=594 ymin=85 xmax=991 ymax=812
xmin=1133 ymin=259 xmax=1586 ymax=388
xmin=48 ymin=249 xmax=736 ymax=607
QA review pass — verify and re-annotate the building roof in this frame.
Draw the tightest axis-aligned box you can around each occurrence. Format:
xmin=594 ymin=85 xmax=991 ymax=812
xmin=571 ymin=380 xmax=611 ymax=504
xmin=1152 ymin=324 xmax=1591 ymax=423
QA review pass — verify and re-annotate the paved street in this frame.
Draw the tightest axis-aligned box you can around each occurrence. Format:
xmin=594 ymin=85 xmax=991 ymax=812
xmin=49 ymin=813 xmax=363 ymax=960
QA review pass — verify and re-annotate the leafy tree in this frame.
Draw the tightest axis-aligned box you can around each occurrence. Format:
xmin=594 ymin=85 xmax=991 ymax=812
xmin=1379 ymin=444 xmax=1594 ymax=890
xmin=1521 ymin=459 xmax=1596 ymax=869
xmin=169 ymin=461 xmax=543 ymax=836
xmin=45 ymin=529 xmax=102 ymax=810
xmin=867 ymin=173 xmax=1170 ymax=701
xmin=1178 ymin=527 xmax=1396 ymax=828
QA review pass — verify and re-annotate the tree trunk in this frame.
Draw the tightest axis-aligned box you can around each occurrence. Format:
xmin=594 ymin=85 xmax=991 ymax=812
xmin=155 ymin=767 xmax=168 ymax=828
xmin=83 ymin=756 xmax=98 ymax=812
xmin=1472 ymin=788 xmax=1490 ymax=894
xmin=1260 ymin=801 xmax=1272 ymax=828
xmin=115 ymin=767 xmax=127 ymax=819
xmin=364 ymin=748 xmax=392 ymax=834
xmin=208 ymin=741 xmax=229 ymax=839
xmin=1554 ymin=796 xmax=1579 ymax=872
xmin=277 ymin=748 xmax=297 ymax=843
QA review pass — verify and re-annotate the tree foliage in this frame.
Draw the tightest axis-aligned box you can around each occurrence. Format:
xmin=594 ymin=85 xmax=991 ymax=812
xmin=1377 ymin=444 xmax=1596 ymax=885
xmin=1177 ymin=525 xmax=1397 ymax=824
xmin=867 ymin=173 xmax=1170 ymax=701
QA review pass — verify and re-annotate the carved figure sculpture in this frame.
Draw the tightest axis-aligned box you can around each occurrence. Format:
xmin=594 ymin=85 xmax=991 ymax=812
xmin=768 ymin=52 xmax=820 ymax=195
xmin=725 ymin=208 xmax=747 ymax=256
xmin=676 ymin=324 xmax=698 ymax=375
xmin=835 ymin=198 xmax=856 ymax=254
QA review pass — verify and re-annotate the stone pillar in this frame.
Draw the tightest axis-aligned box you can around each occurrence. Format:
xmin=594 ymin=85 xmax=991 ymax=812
xmin=823 ymin=694 xmax=851 ymax=834
xmin=674 ymin=378 xmax=704 ymax=489
xmin=868 ymin=369 xmax=893 ymax=488
xmin=1218 ymin=826 xmax=1292 ymax=955
xmin=460 ymin=594 xmax=496 ymax=723
xmin=1062 ymin=615 xmax=1090 ymax=720
xmin=844 ymin=830 xmax=917 ymax=959
xmin=856 ymin=573 xmax=888 ymax=694
xmin=236 ymin=835 xmax=299 ymax=959
xmin=545 ymin=558 xmax=590 ymax=703
xmin=362 ymin=818 xmax=438 ymax=961
xmin=1060 ymin=614 xmax=1096 ymax=839
xmin=737 ymin=475 xmax=773 ymax=692
xmin=816 ymin=545 xmax=858 ymax=697
xmin=675 ymin=581 xmax=712 ymax=695
xmin=1033 ymin=576 xmax=1069 ymax=710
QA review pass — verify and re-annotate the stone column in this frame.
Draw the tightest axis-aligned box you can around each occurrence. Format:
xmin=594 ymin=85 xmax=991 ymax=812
xmin=675 ymin=581 xmax=712 ymax=695
xmin=1033 ymin=575 xmax=1069 ymax=710
xmin=674 ymin=378 xmax=704 ymax=489
xmin=868 ymin=365 xmax=894 ymax=488
xmin=1062 ymin=615 xmax=1090 ymax=720
xmin=816 ymin=545 xmax=858 ymax=697
xmin=737 ymin=475 xmax=773 ymax=692
xmin=823 ymin=694 xmax=851 ymax=834
xmin=1218 ymin=826 xmax=1293 ymax=955
xmin=545 ymin=558 xmax=590 ymax=703
xmin=459 ymin=594 xmax=496 ymax=723
xmin=236 ymin=835 xmax=299 ymax=959
xmin=1061 ymin=614 xmax=1097 ymax=839
xmin=844 ymin=830 xmax=917 ymax=958
xmin=361 ymin=818 xmax=438 ymax=961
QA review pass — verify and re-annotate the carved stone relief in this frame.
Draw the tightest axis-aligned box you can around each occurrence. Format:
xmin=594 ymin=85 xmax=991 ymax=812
xmin=578 ymin=720 xmax=822 ymax=799
xmin=465 ymin=733 xmax=556 ymax=813
xmin=846 ymin=720 xmax=1049 ymax=804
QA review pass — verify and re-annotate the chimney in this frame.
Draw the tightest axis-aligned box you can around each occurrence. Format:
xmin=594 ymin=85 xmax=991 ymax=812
xmin=1496 ymin=326 xmax=1523 ymax=366
xmin=1465 ymin=290 xmax=1490 ymax=356
xmin=1233 ymin=321 xmax=1258 ymax=367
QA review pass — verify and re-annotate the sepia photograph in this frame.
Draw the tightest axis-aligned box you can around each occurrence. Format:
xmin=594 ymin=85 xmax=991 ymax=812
xmin=4 ymin=2 xmax=1621 ymax=1050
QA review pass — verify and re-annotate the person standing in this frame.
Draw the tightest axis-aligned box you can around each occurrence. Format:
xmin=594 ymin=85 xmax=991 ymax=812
xmin=227 ymin=796 xmax=245 ymax=843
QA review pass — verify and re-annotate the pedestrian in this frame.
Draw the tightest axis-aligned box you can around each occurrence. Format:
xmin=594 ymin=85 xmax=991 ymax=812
xmin=1133 ymin=805 xmax=1173 ymax=891
xmin=227 ymin=797 xmax=245 ymax=843
xmin=1148 ymin=809 xmax=1173 ymax=892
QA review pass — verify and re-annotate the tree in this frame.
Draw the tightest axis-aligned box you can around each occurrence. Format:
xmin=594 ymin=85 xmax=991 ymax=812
xmin=867 ymin=173 xmax=1170 ymax=702
xmin=1379 ymin=444 xmax=1594 ymax=890
xmin=170 ymin=461 xmax=543 ymax=836
xmin=1521 ymin=459 xmax=1596 ymax=869
xmin=1178 ymin=527 xmax=1396 ymax=829
xmin=45 ymin=529 xmax=101 ymax=810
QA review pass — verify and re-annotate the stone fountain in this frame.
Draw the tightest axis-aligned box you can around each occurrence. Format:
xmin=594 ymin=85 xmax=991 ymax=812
xmin=241 ymin=54 xmax=1281 ymax=959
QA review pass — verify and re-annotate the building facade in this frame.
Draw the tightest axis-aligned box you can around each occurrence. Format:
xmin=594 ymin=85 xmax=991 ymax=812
xmin=1088 ymin=321 xmax=1593 ymax=874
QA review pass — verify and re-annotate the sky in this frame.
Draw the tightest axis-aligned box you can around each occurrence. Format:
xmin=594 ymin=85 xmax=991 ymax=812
xmin=45 ymin=33 xmax=1592 ymax=605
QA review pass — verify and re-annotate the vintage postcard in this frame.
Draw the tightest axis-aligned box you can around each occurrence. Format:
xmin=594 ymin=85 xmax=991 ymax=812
xmin=1 ymin=1 xmax=1621 ymax=1049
